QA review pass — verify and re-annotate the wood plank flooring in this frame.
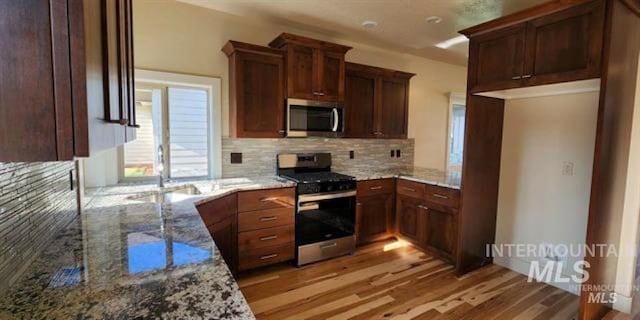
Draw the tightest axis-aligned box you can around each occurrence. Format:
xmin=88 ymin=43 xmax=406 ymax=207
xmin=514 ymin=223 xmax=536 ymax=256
xmin=238 ymin=239 xmax=595 ymax=320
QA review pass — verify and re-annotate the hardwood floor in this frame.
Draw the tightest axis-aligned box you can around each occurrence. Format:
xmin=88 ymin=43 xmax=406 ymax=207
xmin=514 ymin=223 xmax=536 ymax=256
xmin=238 ymin=239 xmax=591 ymax=320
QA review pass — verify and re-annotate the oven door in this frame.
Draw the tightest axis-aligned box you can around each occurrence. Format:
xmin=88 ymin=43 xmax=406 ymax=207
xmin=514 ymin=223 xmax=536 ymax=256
xmin=287 ymin=99 xmax=344 ymax=137
xmin=296 ymin=190 xmax=355 ymax=246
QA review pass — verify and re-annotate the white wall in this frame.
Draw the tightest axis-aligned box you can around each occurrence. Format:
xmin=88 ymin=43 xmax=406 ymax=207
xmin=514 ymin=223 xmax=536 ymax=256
xmin=132 ymin=0 xmax=467 ymax=170
xmin=82 ymin=148 xmax=120 ymax=188
xmin=494 ymin=92 xmax=599 ymax=293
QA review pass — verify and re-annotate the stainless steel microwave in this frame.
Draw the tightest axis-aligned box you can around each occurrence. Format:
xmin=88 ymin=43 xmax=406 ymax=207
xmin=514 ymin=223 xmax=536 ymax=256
xmin=286 ymin=98 xmax=344 ymax=138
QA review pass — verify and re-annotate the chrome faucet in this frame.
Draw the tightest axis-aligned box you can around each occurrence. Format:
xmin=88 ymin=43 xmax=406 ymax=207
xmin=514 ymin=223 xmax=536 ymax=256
xmin=157 ymin=145 xmax=165 ymax=188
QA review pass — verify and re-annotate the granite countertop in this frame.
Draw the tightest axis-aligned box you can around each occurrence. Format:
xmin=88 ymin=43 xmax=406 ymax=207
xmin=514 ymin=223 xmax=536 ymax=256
xmin=0 ymin=176 xmax=293 ymax=319
xmin=341 ymin=166 xmax=462 ymax=189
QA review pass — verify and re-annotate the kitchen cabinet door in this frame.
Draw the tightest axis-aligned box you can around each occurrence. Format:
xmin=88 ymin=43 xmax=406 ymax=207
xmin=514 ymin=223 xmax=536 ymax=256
xmin=523 ymin=0 xmax=605 ymax=86
xmin=357 ymin=193 xmax=394 ymax=245
xmin=396 ymin=195 xmax=427 ymax=246
xmin=197 ymin=194 xmax=238 ymax=274
xmin=468 ymin=23 xmax=527 ymax=93
xmin=318 ymin=50 xmax=345 ymax=102
xmin=207 ymin=215 xmax=238 ymax=275
xmin=287 ymin=45 xmax=316 ymax=100
xmin=345 ymin=67 xmax=377 ymax=138
xmin=378 ymin=76 xmax=409 ymax=138
xmin=0 ymin=0 xmax=76 ymax=162
xmin=425 ymin=205 xmax=457 ymax=261
xmin=224 ymin=41 xmax=285 ymax=138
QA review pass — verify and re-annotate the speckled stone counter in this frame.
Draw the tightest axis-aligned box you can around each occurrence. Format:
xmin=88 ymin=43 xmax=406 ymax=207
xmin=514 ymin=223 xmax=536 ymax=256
xmin=341 ymin=166 xmax=462 ymax=189
xmin=0 ymin=176 xmax=293 ymax=319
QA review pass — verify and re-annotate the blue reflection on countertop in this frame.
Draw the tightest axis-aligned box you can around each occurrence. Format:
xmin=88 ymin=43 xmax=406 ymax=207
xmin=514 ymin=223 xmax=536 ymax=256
xmin=127 ymin=234 xmax=211 ymax=274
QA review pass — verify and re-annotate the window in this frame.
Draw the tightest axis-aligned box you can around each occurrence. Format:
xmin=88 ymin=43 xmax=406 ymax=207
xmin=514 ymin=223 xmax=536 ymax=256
xmin=121 ymin=70 xmax=222 ymax=181
xmin=167 ymin=87 xmax=209 ymax=178
xmin=123 ymin=86 xmax=210 ymax=180
xmin=447 ymin=93 xmax=466 ymax=172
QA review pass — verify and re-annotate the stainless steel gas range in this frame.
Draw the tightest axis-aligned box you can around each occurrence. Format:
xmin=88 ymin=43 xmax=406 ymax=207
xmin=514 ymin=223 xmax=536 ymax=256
xmin=277 ymin=153 xmax=356 ymax=266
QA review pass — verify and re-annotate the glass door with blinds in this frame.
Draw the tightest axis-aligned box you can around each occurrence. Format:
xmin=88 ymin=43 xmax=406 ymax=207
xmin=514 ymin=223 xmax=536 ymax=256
xmin=123 ymin=85 xmax=211 ymax=180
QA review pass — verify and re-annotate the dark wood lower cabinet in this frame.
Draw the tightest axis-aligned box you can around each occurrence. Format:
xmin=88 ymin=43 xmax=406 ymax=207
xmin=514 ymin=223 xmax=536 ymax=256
xmin=357 ymin=194 xmax=394 ymax=245
xmin=207 ymin=215 xmax=238 ymax=273
xmin=196 ymin=193 xmax=238 ymax=274
xmin=396 ymin=195 xmax=427 ymax=246
xmin=196 ymin=188 xmax=295 ymax=275
xmin=425 ymin=204 xmax=457 ymax=261
xmin=356 ymin=179 xmax=395 ymax=245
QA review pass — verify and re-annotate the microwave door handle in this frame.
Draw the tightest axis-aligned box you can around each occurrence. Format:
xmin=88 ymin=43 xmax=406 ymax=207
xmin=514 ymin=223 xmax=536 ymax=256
xmin=332 ymin=108 xmax=339 ymax=132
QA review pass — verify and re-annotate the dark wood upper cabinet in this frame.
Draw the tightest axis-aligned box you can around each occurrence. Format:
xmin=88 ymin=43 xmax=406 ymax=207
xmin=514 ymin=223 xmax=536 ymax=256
xmin=523 ymin=0 xmax=605 ymax=86
xmin=345 ymin=67 xmax=377 ymax=138
xmin=468 ymin=24 xmax=527 ymax=93
xmin=0 ymin=0 xmax=135 ymax=162
xmin=464 ymin=0 xmax=605 ymax=93
xmin=0 ymin=0 xmax=76 ymax=162
xmin=345 ymin=63 xmax=414 ymax=139
xmin=378 ymin=76 xmax=410 ymax=138
xmin=223 ymin=41 xmax=285 ymax=138
xmin=318 ymin=50 xmax=346 ymax=102
xmin=287 ymin=45 xmax=315 ymax=100
xmin=269 ymin=33 xmax=351 ymax=102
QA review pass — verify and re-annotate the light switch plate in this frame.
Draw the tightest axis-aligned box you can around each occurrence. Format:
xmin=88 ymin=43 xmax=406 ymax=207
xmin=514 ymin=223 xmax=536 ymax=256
xmin=562 ymin=162 xmax=574 ymax=176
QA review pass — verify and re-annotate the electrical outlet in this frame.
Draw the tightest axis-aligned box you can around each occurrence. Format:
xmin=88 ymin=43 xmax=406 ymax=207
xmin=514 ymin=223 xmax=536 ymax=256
xmin=349 ymin=151 xmax=355 ymax=159
xmin=390 ymin=150 xmax=395 ymax=157
xmin=396 ymin=149 xmax=401 ymax=157
xmin=230 ymin=152 xmax=242 ymax=164
xmin=562 ymin=162 xmax=574 ymax=176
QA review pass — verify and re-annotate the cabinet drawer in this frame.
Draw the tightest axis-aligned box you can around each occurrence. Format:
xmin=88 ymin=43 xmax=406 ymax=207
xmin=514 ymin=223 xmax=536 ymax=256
xmin=357 ymin=179 xmax=394 ymax=197
xmin=425 ymin=185 xmax=460 ymax=209
xmin=239 ymin=243 xmax=294 ymax=271
xmin=238 ymin=188 xmax=295 ymax=213
xmin=239 ymin=225 xmax=294 ymax=251
xmin=396 ymin=179 xmax=426 ymax=199
xmin=238 ymin=207 xmax=294 ymax=232
xmin=196 ymin=193 xmax=237 ymax=227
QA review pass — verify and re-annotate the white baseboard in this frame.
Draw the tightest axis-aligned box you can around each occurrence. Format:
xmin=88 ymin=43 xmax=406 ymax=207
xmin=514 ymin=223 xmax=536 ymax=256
xmin=613 ymin=294 xmax=632 ymax=313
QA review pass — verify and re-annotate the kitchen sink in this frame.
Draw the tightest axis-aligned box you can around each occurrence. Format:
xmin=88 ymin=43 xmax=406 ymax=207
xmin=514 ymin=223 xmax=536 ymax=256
xmin=126 ymin=185 xmax=201 ymax=204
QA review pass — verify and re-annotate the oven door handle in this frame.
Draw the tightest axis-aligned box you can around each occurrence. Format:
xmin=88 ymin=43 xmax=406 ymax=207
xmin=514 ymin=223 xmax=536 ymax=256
xmin=332 ymin=108 xmax=339 ymax=132
xmin=298 ymin=190 xmax=356 ymax=203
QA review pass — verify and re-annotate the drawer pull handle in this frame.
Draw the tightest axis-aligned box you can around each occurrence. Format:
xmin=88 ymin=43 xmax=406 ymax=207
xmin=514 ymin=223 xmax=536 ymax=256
xmin=260 ymin=235 xmax=278 ymax=241
xmin=418 ymin=205 xmax=430 ymax=211
xmin=260 ymin=253 xmax=279 ymax=260
xmin=433 ymin=193 xmax=449 ymax=199
xmin=512 ymin=75 xmax=522 ymax=80
xmin=260 ymin=216 xmax=277 ymax=222
xmin=522 ymin=74 xmax=532 ymax=79
xmin=369 ymin=186 xmax=383 ymax=190
xmin=402 ymin=187 xmax=416 ymax=192
xmin=259 ymin=197 xmax=278 ymax=202
xmin=320 ymin=242 xmax=338 ymax=250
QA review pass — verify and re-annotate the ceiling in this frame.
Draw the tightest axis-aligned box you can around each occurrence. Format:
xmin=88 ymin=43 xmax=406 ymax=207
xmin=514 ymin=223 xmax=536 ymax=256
xmin=177 ymin=0 xmax=548 ymax=66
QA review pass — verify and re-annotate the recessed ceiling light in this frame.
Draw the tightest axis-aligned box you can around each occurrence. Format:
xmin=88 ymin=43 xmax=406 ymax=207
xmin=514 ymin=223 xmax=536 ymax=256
xmin=425 ymin=16 xmax=443 ymax=24
xmin=361 ymin=20 xmax=378 ymax=29
xmin=435 ymin=35 xmax=469 ymax=49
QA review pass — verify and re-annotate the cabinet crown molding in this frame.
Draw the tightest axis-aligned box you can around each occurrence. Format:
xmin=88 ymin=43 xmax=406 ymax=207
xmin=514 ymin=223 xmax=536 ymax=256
xmin=268 ymin=32 xmax=352 ymax=53
xmin=222 ymin=40 xmax=284 ymax=58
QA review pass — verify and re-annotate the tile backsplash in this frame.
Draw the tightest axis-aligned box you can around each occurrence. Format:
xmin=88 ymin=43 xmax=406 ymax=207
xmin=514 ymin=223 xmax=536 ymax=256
xmin=0 ymin=162 xmax=77 ymax=293
xmin=222 ymin=138 xmax=414 ymax=177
